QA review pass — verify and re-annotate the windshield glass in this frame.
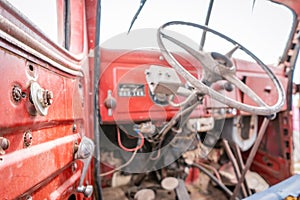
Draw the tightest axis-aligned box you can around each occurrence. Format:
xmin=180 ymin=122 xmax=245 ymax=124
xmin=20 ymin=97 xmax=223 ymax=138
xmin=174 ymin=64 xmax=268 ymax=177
xmin=101 ymin=0 xmax=294 ymax=65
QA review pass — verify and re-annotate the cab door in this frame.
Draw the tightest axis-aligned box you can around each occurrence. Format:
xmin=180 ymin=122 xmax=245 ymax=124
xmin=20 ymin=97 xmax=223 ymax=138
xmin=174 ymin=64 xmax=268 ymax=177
xmin=0 ymin=0 xmax=94 ymax=199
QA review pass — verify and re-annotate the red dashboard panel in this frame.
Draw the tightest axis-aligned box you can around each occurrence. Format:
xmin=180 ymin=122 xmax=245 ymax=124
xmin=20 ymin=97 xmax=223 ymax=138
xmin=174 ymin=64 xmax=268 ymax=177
xmin=99 ymin=49 xmax=206 ymax=123
xmin=99 ymin=49 xmax=287 ymax=123
xmin=243 ymin=75 xmax=288 ymax=110
xmin=233 ymin=59 xmax=288 ymax=112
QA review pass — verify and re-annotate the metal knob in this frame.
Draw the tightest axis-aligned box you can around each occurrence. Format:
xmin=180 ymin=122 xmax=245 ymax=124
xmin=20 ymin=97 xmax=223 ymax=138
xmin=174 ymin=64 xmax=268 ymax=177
xmin=77 ymin=185 xmax=93 ymax=198
xmin=104 ymin=90 xmax=116 ymax=116
xmin=30 ymin=82 xmax=53 ymax=116
xmin=0 ymin=137 xmax=10 ymax=154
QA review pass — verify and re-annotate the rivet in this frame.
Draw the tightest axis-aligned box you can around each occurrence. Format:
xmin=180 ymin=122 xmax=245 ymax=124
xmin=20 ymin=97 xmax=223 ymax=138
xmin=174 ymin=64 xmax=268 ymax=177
xmin=0 ymin=137 xmax=10 ymax=155
xmin=12 ymin=85 xmax=22 ymax=102
xmin=0 ymin=137 xmax=10 ymax=151
xmin=25 ymin=195 xmax=32 ymax=200
xmin=72 ymin=124 xmax=77 ymax=132
xmin=24 ymin=131 xmax=33 ymax=147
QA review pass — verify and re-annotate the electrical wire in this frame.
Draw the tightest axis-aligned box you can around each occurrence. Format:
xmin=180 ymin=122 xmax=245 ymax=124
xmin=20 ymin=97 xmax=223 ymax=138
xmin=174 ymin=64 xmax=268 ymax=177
xmin=157 ymin=101 xmax=201 ymax=141
xmin=100 ymin=148 xmax=138 ymax=177
xmin=197 ymin=162 xmax=222 ymax=181
xmin=149 ymin=143 xmax=162 ymax=160
xmin=117 ymin=127 xmax=144 ymax=152
xmin=150 ymin=101 xmax=200 ymax=160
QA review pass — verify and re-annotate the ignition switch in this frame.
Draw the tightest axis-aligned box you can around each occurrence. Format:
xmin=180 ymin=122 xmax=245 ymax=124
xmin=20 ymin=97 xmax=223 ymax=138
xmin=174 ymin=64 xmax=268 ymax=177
xmin=29 ymin=82 xmax=53 ymax=116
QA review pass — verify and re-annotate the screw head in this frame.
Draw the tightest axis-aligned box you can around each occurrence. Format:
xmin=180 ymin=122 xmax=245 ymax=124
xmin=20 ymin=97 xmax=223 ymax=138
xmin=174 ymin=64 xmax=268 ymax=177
xmin=72 ymin=124 xmax=77 ymax=132
xmin=24 ymin=131 xmax=33 ymax=147
xmin=25 ymin=195 xmax=32 ymax=200
xmin=0 ymin=137 xmax=9 ymax=151
xmin=12 ymin=86 xmax=22 ymax=102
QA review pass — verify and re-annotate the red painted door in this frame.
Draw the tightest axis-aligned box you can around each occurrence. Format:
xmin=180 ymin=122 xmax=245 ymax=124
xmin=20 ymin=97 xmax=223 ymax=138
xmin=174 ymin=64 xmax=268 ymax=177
xmin=0 ymin=1 xmax=94 ymax=199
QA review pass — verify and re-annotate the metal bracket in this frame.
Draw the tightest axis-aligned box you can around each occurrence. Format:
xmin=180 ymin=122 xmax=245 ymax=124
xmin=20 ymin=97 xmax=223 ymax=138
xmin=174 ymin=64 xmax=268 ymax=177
xmin=145 ymin=65 xmax=182 ymax=95
xmin=222 ymin=115 xmax=258 ymax=151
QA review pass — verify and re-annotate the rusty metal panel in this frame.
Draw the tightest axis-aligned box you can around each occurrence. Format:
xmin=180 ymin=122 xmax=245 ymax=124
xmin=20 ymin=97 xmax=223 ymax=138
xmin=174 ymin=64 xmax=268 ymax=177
xmin=0 ymin=41 xmax=86 ymax=198
xmin=0 ymin=4 xmax=88 ymax=197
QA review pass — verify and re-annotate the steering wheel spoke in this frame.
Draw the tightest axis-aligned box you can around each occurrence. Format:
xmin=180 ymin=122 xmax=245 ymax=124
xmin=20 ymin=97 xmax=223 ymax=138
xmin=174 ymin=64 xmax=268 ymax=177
xmin=160 ymin=31 xmax=218 ymax=69
xmin=225 ymin=45 xmax=240 ymax=58
xmin=223 ymin=74 xmax=268 ymax=107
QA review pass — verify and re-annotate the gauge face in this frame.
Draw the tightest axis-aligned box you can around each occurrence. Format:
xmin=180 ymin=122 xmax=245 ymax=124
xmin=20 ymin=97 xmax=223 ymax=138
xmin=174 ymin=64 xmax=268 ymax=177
xmin=118 ymin=83 xmax=145 ymax=97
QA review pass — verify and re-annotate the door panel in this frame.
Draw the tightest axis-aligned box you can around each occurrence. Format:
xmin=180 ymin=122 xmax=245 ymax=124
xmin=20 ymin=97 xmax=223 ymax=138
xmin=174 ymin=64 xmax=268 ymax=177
xmin=0 ymin=1 xmax=89 ymax=199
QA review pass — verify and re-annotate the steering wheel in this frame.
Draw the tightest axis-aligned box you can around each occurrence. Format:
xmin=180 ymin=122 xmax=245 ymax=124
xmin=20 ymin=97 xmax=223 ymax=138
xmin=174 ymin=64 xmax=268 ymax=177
xmin=157 ymin=21 xmax=285 ymax=116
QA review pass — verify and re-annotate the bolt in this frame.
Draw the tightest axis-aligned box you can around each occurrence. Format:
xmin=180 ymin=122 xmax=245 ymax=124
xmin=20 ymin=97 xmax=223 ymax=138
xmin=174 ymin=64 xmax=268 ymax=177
xmin=25 ymin=195 xmax=32 ymax=200
xmin=24 ymin=131 xmax=33 ymax=147
xmin=231 ymin=108 xmax=237 ymax=115
xmin=0 ymin=137 xmax=10 ymax=151
xmin=72 ymin=124 xmax=77 ymax=132
xmin=12 ymin=86 xmax=22 ymax=102
xmin=38 ymin=90 xmax=53 ymax=107
xmin=46 ymin=91 xmax=53 ymax=105
xmin=224 ymin=82 xmax=234 ymax=92
xmin=77 ymin=185 xmax=93 ymax=198
xmin=43 ymin=90 xmax=53 ymax=106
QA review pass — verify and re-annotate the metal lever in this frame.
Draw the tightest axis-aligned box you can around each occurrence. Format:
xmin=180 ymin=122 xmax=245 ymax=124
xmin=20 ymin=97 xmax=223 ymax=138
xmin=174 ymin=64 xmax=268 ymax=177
xmin=75 ymin=136 xmax=95 ymax=198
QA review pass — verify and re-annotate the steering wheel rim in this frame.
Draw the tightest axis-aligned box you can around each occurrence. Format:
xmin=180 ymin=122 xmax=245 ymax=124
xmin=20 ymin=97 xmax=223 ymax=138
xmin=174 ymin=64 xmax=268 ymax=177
xmin=157 ymin=21 xmax=285 ymax=116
